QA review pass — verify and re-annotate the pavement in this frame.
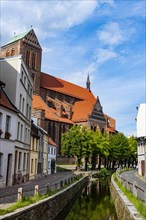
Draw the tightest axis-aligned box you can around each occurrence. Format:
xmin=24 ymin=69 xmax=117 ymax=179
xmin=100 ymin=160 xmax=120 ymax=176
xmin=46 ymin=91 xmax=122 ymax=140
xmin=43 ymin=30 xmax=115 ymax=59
xmin=0 ymin=171 xmax=74 ymax=209
xmin=121 ymin=170 xmax=146 ymax=202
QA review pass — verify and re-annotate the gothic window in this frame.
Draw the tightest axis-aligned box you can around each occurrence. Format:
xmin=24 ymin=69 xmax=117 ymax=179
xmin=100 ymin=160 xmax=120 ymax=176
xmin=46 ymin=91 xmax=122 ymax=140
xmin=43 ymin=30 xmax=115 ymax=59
xmin=6 ymin=50 xmax=10 ymax=57
xmin=11 ymin=48 xmax=15 ymax=56
xmin=32 ymin=52 xmax=36 ymax=70
xmin=26 ymin=50 xmax=30 ymax=67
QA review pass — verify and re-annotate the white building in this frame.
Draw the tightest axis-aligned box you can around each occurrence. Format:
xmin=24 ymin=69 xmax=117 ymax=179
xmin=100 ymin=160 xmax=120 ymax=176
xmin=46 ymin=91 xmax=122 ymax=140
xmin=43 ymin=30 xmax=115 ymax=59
xmin=0 ymin=55 xmax=33 ymax=184
xmin=48 ymin=137 xmax=57 ymax=174
xmin=0 ymin=84 xmax=18 ymax=187
xmin=136 ymin=103 xmax=146 ymax=178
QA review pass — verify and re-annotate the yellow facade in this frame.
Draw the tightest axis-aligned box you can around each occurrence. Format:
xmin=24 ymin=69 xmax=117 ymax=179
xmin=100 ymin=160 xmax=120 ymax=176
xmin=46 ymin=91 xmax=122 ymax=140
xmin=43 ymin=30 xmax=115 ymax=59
xmin=29 ymin=136 xmax=38 ymax=180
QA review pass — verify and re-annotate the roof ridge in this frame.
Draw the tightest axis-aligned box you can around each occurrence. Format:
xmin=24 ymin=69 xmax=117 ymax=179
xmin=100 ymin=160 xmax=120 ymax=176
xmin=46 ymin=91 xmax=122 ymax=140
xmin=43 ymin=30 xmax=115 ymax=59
xmin=41 ymin=72 xmax=93 ymax=94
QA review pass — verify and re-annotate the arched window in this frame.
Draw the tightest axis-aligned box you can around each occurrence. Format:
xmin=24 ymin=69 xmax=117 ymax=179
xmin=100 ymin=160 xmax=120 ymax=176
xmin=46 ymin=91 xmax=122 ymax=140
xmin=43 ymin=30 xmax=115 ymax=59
xmin=32 ymin=52 xmax=36 ymax=70
xmin=26 ymin=50 xmax=30 ymax=67
xmin=11 ymin=48 xmax=15 ymax=56
xmin=6 ymin=50 xmax=10 ymax=57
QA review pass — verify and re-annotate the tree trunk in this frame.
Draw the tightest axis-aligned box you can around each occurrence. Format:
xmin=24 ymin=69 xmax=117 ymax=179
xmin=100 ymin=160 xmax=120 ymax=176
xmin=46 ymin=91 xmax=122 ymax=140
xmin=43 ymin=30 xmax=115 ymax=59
xmin=98 ymin=154 xmax=101 ymax=170
xmin=91 ymin=154 xmax=97 ymax=170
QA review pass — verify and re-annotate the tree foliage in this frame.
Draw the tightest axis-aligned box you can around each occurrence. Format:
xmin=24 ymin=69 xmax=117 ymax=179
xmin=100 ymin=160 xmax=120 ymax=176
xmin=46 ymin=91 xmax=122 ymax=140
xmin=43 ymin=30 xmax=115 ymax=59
xmin=61 ymin=125 xmax=137 ymax=170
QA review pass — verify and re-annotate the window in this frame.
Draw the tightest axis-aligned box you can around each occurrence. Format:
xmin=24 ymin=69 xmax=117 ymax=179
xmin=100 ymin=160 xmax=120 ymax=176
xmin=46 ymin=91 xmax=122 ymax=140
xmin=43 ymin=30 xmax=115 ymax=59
xmin=51 ymin=147 xmax=53 ymax=155
xmin=17 ymin=122 xmax=20 ymax=140
xmin=22 ymin=98 xmax=25 ymax=114
xmin=29 ymin=107 xmax=31 ymax=120
xmin=26 ymin=50 xmax=30 ymax=67
xmin=48 ymin=147 xmax=50 ymax=154
xmin=6 ymin=50 xmax=10 ymax=57
xmin=20 ymin=124 xmax=23 ymax=141
xmin=21 ymin=71 xmax=24 ymax=82
xmin=19 ymin=94 xmax=22 ymax=111
xmin=18 ymin=152 xmax=22 ymax=171
xmin=25 ymin=128 xmax=27 ymax=143
xmin=0 ymin=153 xmax=3 ymax=176
xmin=23 ymin=153 xmax=26 ymax=170
xmin=11 ymin=48 xmax=15 ymax=56
xmin=5 ymin=115 xmax=11 ymax=132
xmin=31 ymin=159 xmax=33 ymax=173
xmin=24 ymin=76 xmax=26 ymax=86
xmin=28 ymin=83 xmax=30 ymax=94
xmin=32 ymin=52 xmax=36 ymax=70
xmin=26 ymin=104 xmax=29 ymax=118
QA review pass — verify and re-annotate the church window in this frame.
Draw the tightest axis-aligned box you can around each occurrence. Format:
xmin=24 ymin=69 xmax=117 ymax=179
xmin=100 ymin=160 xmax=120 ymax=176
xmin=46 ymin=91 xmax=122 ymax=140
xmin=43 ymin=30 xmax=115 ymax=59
xmin=26 ymin=50 xmax=30 ymax=67
xmin=11 ymin=48 xmax=15 ymax=56
xmin=6 ymin=50 xmax=10 ymax=57
xmin=32 ymin=52 xmax=36 ymax=70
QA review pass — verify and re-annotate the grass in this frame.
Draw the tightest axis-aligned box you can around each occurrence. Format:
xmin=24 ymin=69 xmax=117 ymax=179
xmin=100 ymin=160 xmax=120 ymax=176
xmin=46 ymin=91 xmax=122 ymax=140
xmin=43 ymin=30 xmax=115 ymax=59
xmin=0 ymin=175 xmax=82 ymax=215
xmin=113 ymin=173 xmax=146 ymax=219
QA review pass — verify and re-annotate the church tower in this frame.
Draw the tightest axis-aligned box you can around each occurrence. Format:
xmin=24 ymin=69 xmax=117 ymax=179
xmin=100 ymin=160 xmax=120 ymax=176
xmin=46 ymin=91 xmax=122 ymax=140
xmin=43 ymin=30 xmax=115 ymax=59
xmin=0 ymin=29 xmax=42 ymax=94
xmin=86 ymin=73 xmax=91 ymax=92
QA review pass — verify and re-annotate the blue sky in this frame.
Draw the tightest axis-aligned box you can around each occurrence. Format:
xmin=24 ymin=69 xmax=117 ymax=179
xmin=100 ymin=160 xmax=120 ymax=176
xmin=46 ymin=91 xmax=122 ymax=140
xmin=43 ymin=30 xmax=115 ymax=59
xmin=1 ymin=0 xmax=146 ymax=136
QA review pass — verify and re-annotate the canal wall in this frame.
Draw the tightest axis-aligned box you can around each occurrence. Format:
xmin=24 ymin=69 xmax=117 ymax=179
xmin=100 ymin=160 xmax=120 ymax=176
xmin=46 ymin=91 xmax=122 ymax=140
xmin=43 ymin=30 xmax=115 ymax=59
xmin=110 ymin=174 xmax=144 ymax=220
xmin=0 ymin=176 xmax=88 ymax=220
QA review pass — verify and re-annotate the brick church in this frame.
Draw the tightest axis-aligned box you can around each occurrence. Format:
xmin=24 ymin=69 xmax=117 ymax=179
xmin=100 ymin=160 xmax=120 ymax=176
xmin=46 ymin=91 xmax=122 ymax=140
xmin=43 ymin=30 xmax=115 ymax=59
xmin=0 ymin=29 xmax=117 ymax=155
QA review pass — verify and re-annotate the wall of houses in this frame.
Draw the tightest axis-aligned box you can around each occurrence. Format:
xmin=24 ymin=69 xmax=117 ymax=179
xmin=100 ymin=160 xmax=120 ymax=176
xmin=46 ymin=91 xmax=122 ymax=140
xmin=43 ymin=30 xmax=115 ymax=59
xmin=0 ymin=107 xmax=17 ymax=187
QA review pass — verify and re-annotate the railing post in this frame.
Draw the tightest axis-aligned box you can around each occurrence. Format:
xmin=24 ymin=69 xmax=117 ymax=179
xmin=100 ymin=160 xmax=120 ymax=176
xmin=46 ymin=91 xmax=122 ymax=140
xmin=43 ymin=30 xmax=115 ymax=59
xmin=34 ymin=185 xmax=39 ymax=196
xmin=47 ymin=183 xmax=50 ymax=192
xmin=133 ymin=181 xmax=138 ymax=198
xmin=55 ymin=183 xmax=57 ymax=190
xmin=17 ymin=187 xmax=23 ymax=202
xmin=60 ymin=180 xmax=64 ymax=188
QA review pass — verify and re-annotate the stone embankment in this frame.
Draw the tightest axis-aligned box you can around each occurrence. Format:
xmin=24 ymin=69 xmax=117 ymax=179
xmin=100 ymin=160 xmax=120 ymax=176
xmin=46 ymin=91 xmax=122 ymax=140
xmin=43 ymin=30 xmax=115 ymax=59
xmin=110 ymin=174 xmax=144 ymax=220
xmin=0 ymin=176 xmax=88 ymax=220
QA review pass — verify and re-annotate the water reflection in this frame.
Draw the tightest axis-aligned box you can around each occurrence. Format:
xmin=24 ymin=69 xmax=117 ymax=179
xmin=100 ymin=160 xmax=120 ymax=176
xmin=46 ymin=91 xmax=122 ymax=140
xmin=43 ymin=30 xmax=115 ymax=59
xmin=65 ymin=180 xmax=117 ymax=220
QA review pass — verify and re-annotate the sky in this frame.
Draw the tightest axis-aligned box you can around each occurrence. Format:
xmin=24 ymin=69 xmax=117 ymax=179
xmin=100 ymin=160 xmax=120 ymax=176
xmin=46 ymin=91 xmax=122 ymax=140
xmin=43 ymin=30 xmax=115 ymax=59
xmin=0 ymin=0 xmax=146 ymax=136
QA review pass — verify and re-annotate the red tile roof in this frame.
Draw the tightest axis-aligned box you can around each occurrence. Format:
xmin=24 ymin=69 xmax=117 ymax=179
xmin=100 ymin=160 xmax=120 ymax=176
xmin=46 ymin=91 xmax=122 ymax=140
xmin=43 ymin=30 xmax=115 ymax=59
xmin=41 ymin=72 xmax=96 ymax=102
xmin=0 ymin=90 xmax=17 ymax=112
xmin=32 ymin=94 xmax=73 ymax=124
xmin=48 ymin=137 xmax=57 ymax=146
xmin=72 ymin=100 xmax=95 ymax=122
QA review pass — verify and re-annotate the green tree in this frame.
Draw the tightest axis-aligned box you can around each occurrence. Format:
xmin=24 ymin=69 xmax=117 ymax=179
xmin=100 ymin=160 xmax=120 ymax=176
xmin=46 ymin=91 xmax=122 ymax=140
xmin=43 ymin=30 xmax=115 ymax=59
xmin=127 ymin=136 xmax=137 ymax=167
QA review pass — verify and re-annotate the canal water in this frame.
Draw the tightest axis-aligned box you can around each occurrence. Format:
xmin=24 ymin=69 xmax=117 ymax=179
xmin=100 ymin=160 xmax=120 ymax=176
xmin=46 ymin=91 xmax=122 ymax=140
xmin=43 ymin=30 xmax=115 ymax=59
xmin=61 ymin=179 xmax=117 ymax=220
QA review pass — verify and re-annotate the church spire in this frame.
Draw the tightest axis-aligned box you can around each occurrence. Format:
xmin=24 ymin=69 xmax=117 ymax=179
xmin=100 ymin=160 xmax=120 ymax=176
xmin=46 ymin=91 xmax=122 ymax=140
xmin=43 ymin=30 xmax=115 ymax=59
xmin=86 ymin=73 xmax=91 ymax=92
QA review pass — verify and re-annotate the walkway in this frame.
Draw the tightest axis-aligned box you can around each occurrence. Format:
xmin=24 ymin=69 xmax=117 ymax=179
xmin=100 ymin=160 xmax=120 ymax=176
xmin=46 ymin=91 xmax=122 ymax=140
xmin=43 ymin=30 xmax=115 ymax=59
xmin=0 ymin=171 xmax=74 ymax=209
xmin=121 ymin=170 xmax=146 ymax=202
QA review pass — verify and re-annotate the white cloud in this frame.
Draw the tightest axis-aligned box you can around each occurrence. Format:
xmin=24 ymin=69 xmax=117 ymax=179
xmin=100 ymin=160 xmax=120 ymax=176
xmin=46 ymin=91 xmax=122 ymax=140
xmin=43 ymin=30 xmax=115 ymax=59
xmin=97 ymin=22 xmax=125 ymax=47
xmin=94 ymin=48 xmax=118 ymax=64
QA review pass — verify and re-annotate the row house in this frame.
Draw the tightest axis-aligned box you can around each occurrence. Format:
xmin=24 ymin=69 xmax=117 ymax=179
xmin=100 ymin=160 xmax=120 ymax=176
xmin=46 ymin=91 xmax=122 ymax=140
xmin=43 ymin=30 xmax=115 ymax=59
xmin=29 ymin=121 xmax=39 ymax=180
xmin=0 ymin=55 xmax=33 ymax=184
xmin=0 ymin=82 xmax=18 ymax=187
xmin=136 ymin=103 xmax=146 ymax=179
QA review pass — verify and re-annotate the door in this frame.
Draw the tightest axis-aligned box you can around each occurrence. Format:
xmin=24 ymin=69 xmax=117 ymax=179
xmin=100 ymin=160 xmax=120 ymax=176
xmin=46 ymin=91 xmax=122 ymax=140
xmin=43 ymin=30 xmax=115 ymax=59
xmin=6 ymin=154 xmax=12 ymax=186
